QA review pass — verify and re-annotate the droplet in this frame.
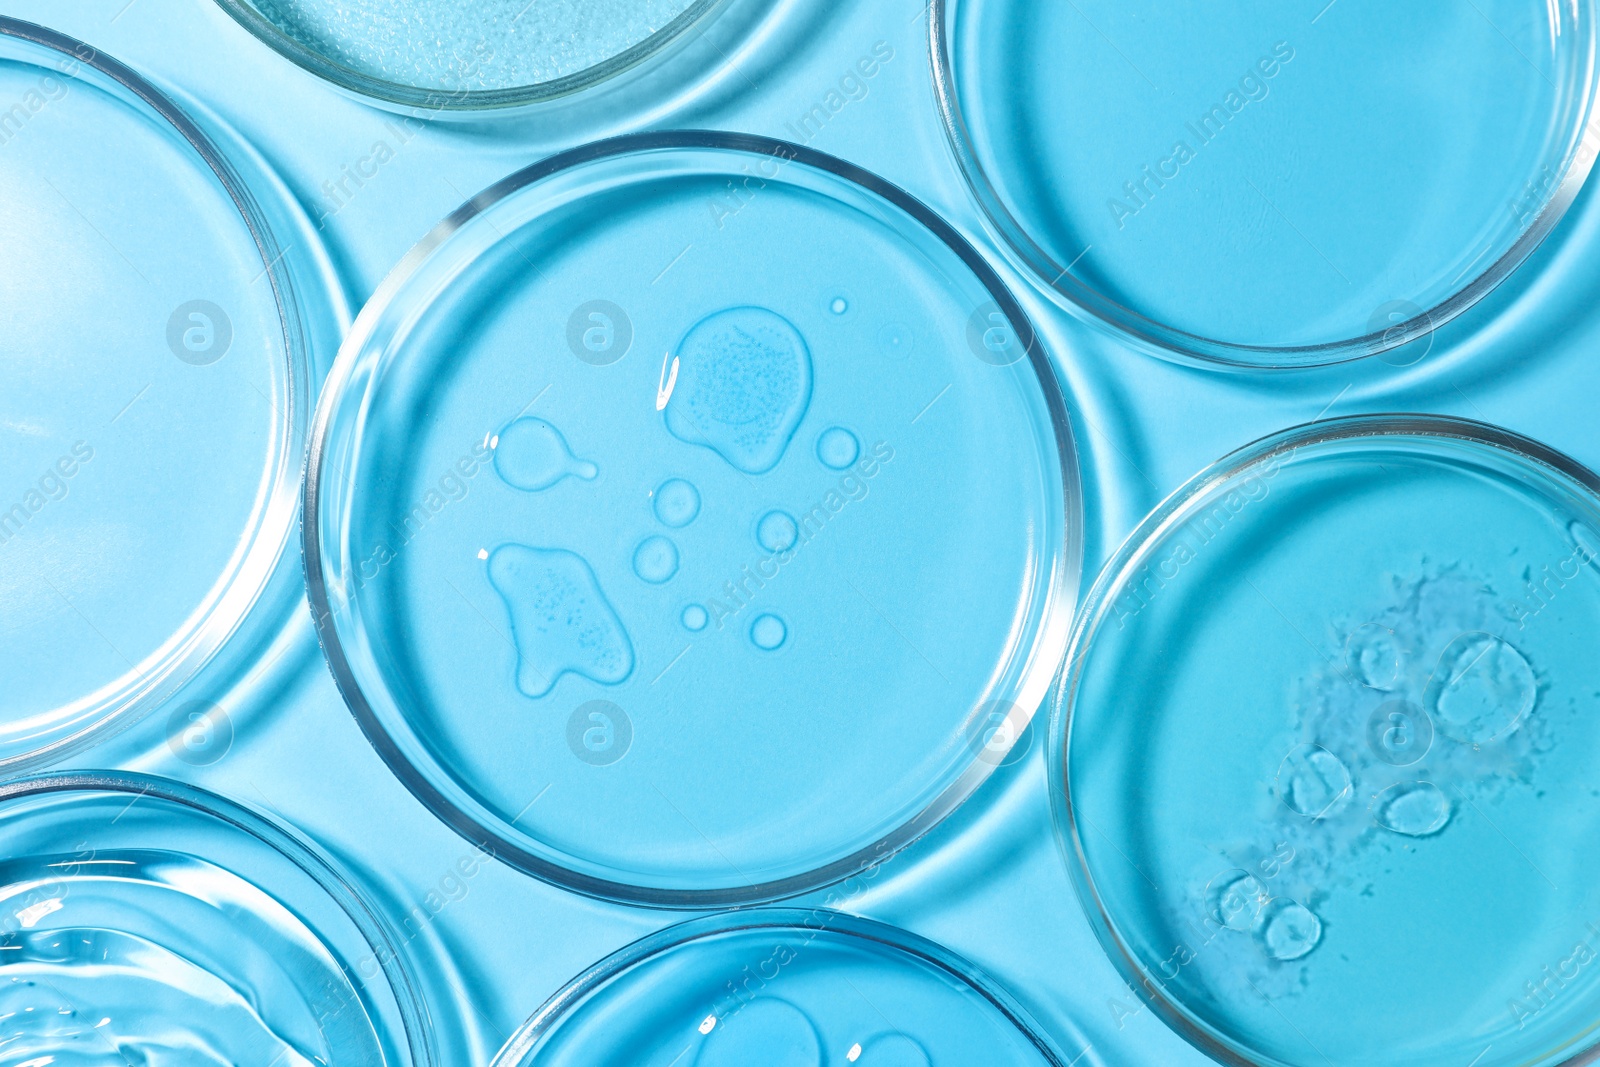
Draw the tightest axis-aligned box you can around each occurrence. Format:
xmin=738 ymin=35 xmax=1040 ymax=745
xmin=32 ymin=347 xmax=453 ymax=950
xmin=877 ymin=322 xmax=914 ymax=359
xmin=1256 ymin=899 xmax=1322 ymax=961
xmin=1425 ymin=632 xmax=1536 ymax=743
xmin=1276 ymin=744 xmax=1351 ymax=819
xmin=829 ymin=296 xmax=849 ymax=315
xmin=1365 ymin=699 xmax=1433 ymax=766
xmin=1206 ymin=869 xmax=1267 ymax=932
xmin=664 ymin=306 xmax=812 ymax=475
xmin=694 ymin=999 xmax=819 ymax=1067
xmin=654 ymin=478 xmax=701 ymax=528
xmin=751 ymin=613 xmax=787 ymax=651
xmin=681 ymin=604 xmax=709 ymax=632
xmin=493 ymin=417 xmax=597 ymax=491
xmin=633 ymin=536 xmax=680 ymax=584
xmin=757 ymin=510 xmax=799 ymax=553
xmin=1372 ymin=781 xmax=1451 ymax=836
xmin=816 ymin=427 xmax=860 ymax=470
xmin=485 ymin=544 xmax=634 ymax=698
xmin=1346 ymin=622 xmax=1401 ymax=689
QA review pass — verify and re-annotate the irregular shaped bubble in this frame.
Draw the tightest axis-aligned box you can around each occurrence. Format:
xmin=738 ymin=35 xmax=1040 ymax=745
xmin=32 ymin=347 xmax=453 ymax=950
xmin=493 ymin=417 xmax=597 ymax=491
xmin=816 ymin=427 xmax=861 ymax=470
xmin=664 ymin=307 xmax=813 ymax=475
xmin=1206 ymin=869 xmax=1267 ymax=932
xmin=853 ymin=1033 xmax=931 ymax=1065
xmin=1256 ymin=899 xmax=1321 ymax=961
xmin=633 ymin=537 xmax=679 ymax=584
xmin=1372 ymin=781 xmax=1451 ymax=837
xmin=653 ymin=478 xmax=700 ymax=528
xmin=756 ymin=510 xmax=799 ymax=553
xmin=1346 ymin=622 xmax=1402 ymax=689
xmin=1425 ymin=632 xmax=1535 ymax=744
xmin=681 ymin=604 xmax=709 ymax=632
xmin=1365 ymin=699 xmax=1434 ymax=766
xmin=1276 ymin=743 xmax=1351 ymax=819
xmin=486 ymin=544 xmax=633 ymax=698
xmin=695 ymin=999 xmax=820 ymax=1067
xmin=751 ymin=613 xmax=788 ymax=651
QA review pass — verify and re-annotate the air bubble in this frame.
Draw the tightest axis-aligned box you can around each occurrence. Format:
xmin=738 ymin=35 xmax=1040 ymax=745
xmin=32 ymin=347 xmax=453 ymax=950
xmin=681 ymin=605 xmax=709 ymax=632
xmin=1276 ymin=744 xmax=1351 ymax=819
xmin=829 ymin=297 xmax=849 ymax=315
xmin=633 ymin=537 xmax=680 ymax=584
xmin=493 ymin=417 xmax=597 ymax=491
xmin=1256 ymin=899 xmax=1322 ymax=961
xmin=751 ymin=614 xmax=787 ymax=651
xmin=816 ymin=427 xmax=860 ymax=470
xmin=757 ymin=510 xmax=799 ymax=553
xmin=1372 ymin=781 xmax=1451 ymax=837
xmin=1425 ymin=632 xmax=1535 ymax=744
xmin=1346 ymin=623 xmax=1401 ymax=689
xmin=654 ymin=479 xmax=700 ymax=528
xmin=877 ymin=322 xmax=914 ymax=359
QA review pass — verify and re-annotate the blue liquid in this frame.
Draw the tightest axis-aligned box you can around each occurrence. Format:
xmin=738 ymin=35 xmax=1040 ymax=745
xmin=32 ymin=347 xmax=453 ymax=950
xmin=486 ymin=543 xmax=635 ymax=697
xmin=664 ymin=307 xmax=813 ymax=476
xmin=1068 ymin=431 xmax=1600 ymax=1065
xmin=653 ymin=478 xmax=701 ymax=527
xmin=815 ymin=427 xmax=860 ymax=470
xmin=495 ymin=417 xmax=598 ymax=491
xmin=632 ymin=536 xmax=680 ymax=584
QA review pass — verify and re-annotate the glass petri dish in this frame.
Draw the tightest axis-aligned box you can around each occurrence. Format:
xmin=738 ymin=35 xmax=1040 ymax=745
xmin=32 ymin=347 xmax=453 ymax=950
xmin=214 ymin=0 xmax=740 ymax=114
xmin=933 ymin=0 xmax=1600 ymax=367
xmin=1054 ymin=415 xmax=1600 ymax=1066
xmin=0 ymin=20 xmax=338 ymax=772
xmin=0 ymin=772 xmax=431 ymax=1067
xmin=305 ymin=131 xmax=1080 ymax=906
xmin=493 ymin=908 xmax=1085 ymax=1065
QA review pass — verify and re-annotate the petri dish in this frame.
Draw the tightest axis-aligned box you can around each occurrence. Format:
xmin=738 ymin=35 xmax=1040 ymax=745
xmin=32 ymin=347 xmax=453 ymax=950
xmin=933 ymin=0 xmax=1600 ymax=367
xmin=493 ymin=908 xmax=1086 ymax=1066
xmin=0 ymin=772 xmax=431 ymax=1067
xmin=214 ymin=0 xmax=743 ymax=114
xmin=0 ymin=20 xmax=340 ymax=771
xmin=305 ymin=131 xmax=1079 ymax=906
xmin=1054 ymin=415 xmax=1600 ymax=1066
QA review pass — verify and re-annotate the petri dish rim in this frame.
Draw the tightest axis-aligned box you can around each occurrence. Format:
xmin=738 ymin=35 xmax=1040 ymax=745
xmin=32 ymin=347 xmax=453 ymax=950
xmin=0 ymin=770 xmax=435 ymax=1067
xmin=0 ymin=17 xmax=319 ymax=771
xmin=928 ymin=0 xmax=1600 ymax=370
xmin=211 ymin=0 xmax=731 ymax=112
xmin=303 ymin=129 xmax=1083 ymax=909
xmin=491 ymin=907 xmax=1078 ymax=1067
xmin=1046 ymin=412 xmax=1600 ymax=1067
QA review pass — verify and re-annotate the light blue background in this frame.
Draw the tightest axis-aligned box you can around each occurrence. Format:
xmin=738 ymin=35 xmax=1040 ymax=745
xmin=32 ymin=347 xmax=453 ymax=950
xmin=11 ymin=0 xmax=1600 ymax=1063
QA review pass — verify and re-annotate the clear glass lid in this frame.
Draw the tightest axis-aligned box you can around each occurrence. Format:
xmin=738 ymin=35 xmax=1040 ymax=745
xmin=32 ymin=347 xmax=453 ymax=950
xmin=1054 ymin=414 xmax=1600 ymax=1066
xmin=934 ymin=0 xmax=1600 ymax=366
xmin=214 ymin=0 xmax=742 ymax=113
xmin=0 ymin=773 xmax=431 ymax=1067
xmin=305 ymin=131 xmax=1081 ymax=906
xmin=493 ymin=909 xmax=1086 ymax=1066
xmin=0 ymin=19 xmax=333 ymax=772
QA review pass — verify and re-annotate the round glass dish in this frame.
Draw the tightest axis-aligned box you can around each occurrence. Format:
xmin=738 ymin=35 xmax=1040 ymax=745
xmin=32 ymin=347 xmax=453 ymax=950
xmin=305 ymin=131 xmax=1080 ymax=907
xmin=0 ymin=19 xmax=339 ymax=772
xmin=0 ymin=772 xmax=431 ymax=1067
xmin=933 ymin=0 xmax=1600 ymax=367
xmin=1053 ymin=414 xmax=1600 ymax=1067
xmin=214 ymin=0 xmax=741 ymax=114
xmin=493 ymin=908 xmax=1086 ymax=1066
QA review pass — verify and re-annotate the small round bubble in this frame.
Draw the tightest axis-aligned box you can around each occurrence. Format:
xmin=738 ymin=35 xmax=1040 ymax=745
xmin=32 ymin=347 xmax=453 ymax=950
xmin=756 ymin=510 xmax=799 ymax=553
xmin=633 ymin=536 xmax=679 ymax=584
xmin=681 ymin=604 xmax=709 ymax=632
xmin=653 ymin=478 xmax=700 ymax=528
xmin=816 ymin=427 xmax=860 ymax=470
xmin=750 ymin=613 xmax=787 ymax=650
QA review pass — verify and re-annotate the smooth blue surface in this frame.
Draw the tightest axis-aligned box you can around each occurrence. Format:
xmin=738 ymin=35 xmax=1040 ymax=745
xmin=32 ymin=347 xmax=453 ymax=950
xmin=9 ymin=0 xmax=1600 ymax=1064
